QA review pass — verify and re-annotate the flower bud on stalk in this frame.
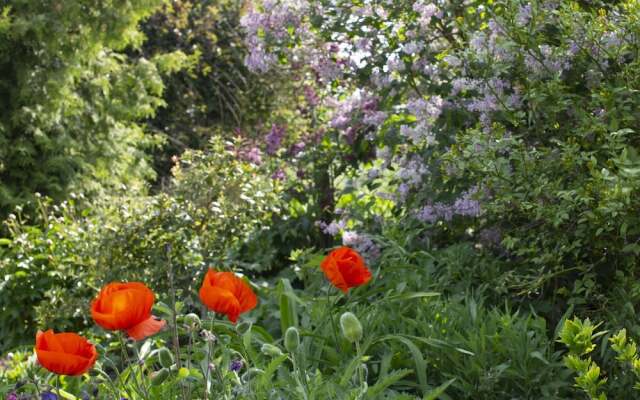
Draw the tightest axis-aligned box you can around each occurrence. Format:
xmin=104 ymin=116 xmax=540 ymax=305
xmin=340 ymin=312 xmax=363 ymax=343
xmin=150 ymin=368 xmax=170 ymax=386
xmin=284 ymin=326 xmax=300 ymax=353
xmin=261 ymin=343 xmax=283 ymax=357
xmin=236 ymin=321 xmax=252 ymax=335
xmin=158 ymin=348 xmax=175 ymax=369
xmin=184 ymin=313 xmax=201 ymax=329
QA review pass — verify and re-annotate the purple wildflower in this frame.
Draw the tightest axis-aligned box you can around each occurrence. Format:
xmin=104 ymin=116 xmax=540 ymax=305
xmin=271 ymin=169 xmax=286 ymax=181
xmin=41 ymin=392 xmax=58 ymax=400
xmin=266 ymin=124 xmax=286 ymax=154
xmin=230 ymin=359 xmax=243 ymax=372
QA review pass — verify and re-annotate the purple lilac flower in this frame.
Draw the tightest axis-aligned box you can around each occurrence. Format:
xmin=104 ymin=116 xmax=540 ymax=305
xmin=289 ymin=141 xmax=306 ymax=156
xmin=271 ymin=169 xmax=286 ymax=181
xmin=516 ymin=4 xmax=532 ymax=26
xmin=240 ymin=1 xmax=308 ymax=73
xmin=245 ymin=47 xmax=277 ymax=73
xmin=413 ymin=1 xmax=439 ymax=29
xmin=6 ymin=393 xmax=18 ymax=400
xmin=316 ymin=220 xmax=346 ymax=236
xmin=402 ymin=41 xmax=424 ymax=55
xmin=416 ymin=187 xmax=481 ymax=223
xmin=311 ymin=53 xmax=343 ymax=82
xmin=329 ymin=90 xmax=380 ymax=134
xmin=230 ymin=359 xmax=244 ymax=372
xmin=342 ymin=231 xmax=380 ymax=262
xmin=265 ymin=124 xmax=286 ymax=154
xmin=524 ymin=45 xmax=571 ymax=75
xmin=303 ymin=85 xmax=319 ymax=106
xmin=354 ymin=37 xmax=372 ymax=52
xmin=363 ymin=111 xmax=387 ymax=126
xmin=239 ymin=146 xmax=262 ymax=165
xmin=386 ymin=53 xmax=405 ymax=73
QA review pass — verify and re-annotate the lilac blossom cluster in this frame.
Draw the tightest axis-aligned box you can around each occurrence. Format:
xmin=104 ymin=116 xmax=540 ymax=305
xmin=316 ymin=219 xmax=347 ymax=236
xmin=395 ymin=155 xmax=429 ymax=201
xmin=400 ymin=96 xmax=444 ymax=144
xmin=416 ymin=187 xmax=482 ymax=223
xmin=413 ymin=1 xmax=440 ymax=30
xmin=342 ymin=230 xmax=380 ymax=262
xmin=240 ymin=0 xmax=309 ymax=73
xmin=265 ymin=124 xmax=286 ymax=155
xmin=237 ymin=145 xmax=263 ymax=166
xmin=329 ymin=90 xmax=387 ymax=142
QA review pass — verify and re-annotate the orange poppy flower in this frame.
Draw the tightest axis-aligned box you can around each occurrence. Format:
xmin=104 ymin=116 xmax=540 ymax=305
xmin=320 ymin=246 xmax=372 ymax=293
xmin=199 ymin=270 xmax=258 ymax=323
xmin=91 ymin=282 xmax=166 ymax=340
xmin=35 ymin=330 xmax=97 ymax=376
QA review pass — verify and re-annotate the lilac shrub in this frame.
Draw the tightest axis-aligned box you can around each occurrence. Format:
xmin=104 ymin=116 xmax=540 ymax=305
xmin=241 ymin=0 xmax=640 ymax=296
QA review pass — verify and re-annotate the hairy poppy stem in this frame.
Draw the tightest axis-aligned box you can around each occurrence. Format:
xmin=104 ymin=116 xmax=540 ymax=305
xmin=166 ymin=245 xmax=188 ymax=400
xmin=327 ymin=289 xmax=340 ymax=352
xmin=290 ymin=354 xmax=309 ymax=400
xmin=117 ymin=334 xmax=148 ymax=399
xmin=355 ymin=340 xmax=365 ymax=391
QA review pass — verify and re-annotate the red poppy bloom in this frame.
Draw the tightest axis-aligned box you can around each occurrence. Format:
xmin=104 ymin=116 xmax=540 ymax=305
xmin=320 ymin=246 xmax=372 ymax=293
xmin=199 ymin=270 xmax=258 ymax=323
xmin=91 ymin=282 xmax=166 ymax=340
xmin=35 ymin=330 xmax=97 ymax=376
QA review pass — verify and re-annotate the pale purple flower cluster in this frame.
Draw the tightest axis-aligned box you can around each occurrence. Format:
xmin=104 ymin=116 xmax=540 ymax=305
xmin=416 ymin=187 xmax=481 ymax=223
xmin=310 ymin=48 xmax=344 ymax=82
xmin=241 ymin=1 xmax=308 ymax=73
xmin=524 ymin=45 xmax=571 ymax=75
xmin=303 ymin=85 xmax=319 ymax=107
xmin=329 ymin=90 xmax=386 ymax=139
xmin=342 ymin=230 xmax=380 ymax=261
xmin=265 ymin=124 xmax=286 ymax=154
xmin=271 ymin=169 xmax=286 ymax=180
xmin=516 ymin=3 xmax=532 ymax=27
xmin=289 ymin=141 xmax=306 ymax=157
xmin=400 ymin=96 xmax=444 ymax=144
xmin=402 ymin=41 xmax=425 ymax=55
xmin=413 ymin=1 xmax=439 ymax=30
xmin=238 ymin=146 xmax=263 ymax=165
xmin=316 ymin=219 xmax=346 ymax=236
xmin=396 ymin=156 xmax=429 ymax=201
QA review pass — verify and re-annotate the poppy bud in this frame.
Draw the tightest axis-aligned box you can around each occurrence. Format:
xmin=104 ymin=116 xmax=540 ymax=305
xmin=236 ymin=321 xmax=252 ymax=335
xmin=150 ymin=368 xmax=170 ymax=386
xmin=340 ymin=312 xmax=363 ymax=343
xmin=284 ymin=327 xmax=300 ymax=353
xmin=157 ymin=348 xmax=174 ymax=369
xmin=261 ymin=343 xmax=283 ymax=357
xmin=184 ymin=313 xmax=201 ymax=329
xmin=241 ymin=367 xmax=264 ymax=382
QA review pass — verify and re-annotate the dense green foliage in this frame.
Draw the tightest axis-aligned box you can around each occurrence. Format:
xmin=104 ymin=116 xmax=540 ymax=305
xmin=0 ymin=0 xmax=173 ymax=214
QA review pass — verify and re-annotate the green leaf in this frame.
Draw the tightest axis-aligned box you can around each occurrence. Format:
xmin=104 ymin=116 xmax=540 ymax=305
xmin=423 ymin=378 xmax=456 ymax=400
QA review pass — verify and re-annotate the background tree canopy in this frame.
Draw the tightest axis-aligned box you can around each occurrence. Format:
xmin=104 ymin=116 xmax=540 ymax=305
xmin=0 ymin=0 xmax=168 ymax=214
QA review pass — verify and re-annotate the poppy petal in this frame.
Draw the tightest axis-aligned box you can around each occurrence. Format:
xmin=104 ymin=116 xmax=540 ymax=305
xmin=126 ymin=316 xmax=166 ymax=341
xmin=36 ymin=350 xmax=95 ymax=376
xmin=35 ymin=331 xmax=97 ymax=376
xmin=199 ymin=284 xmax=241 ymax=322
xmin=234 ymin=279 xmax=258 ymax=313
xmin=320 ymin=256 xmax=349 ymax=293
